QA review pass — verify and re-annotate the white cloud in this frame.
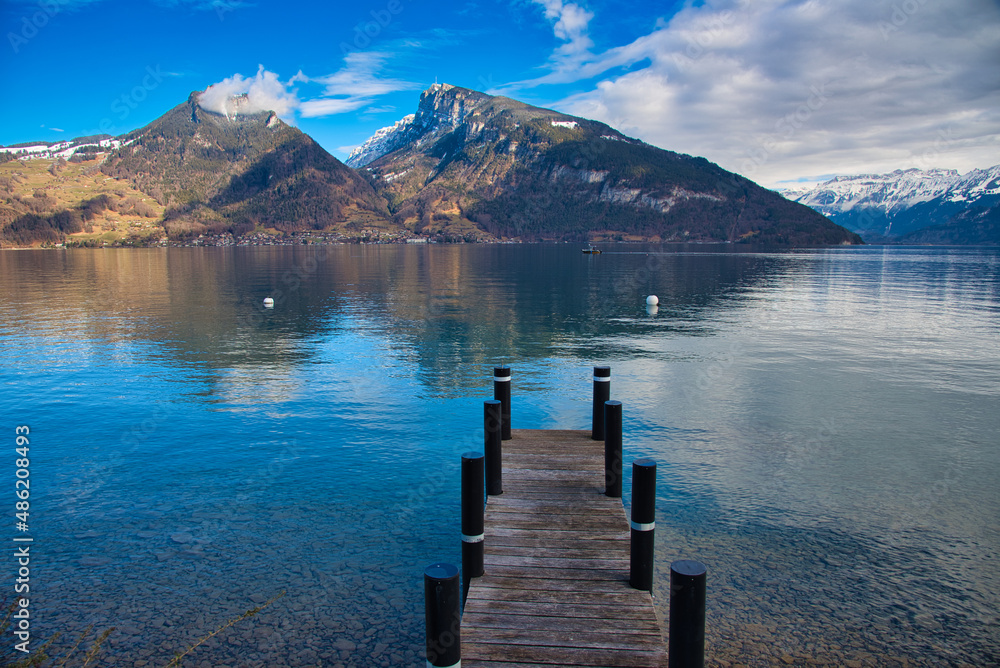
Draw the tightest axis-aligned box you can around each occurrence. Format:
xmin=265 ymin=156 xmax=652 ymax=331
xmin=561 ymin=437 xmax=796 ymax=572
xmin=299 ymin=98 xmax=370 ymax=117
xmin=300 ymin=52 xmax=414 ymax=118
xmin=532 ymin=0 xmax=595 ymax=61
xmin=198 ymin=65 xmax=300 ymax=119
xmin=519 ymin=0 xmax=1000 ymax=186
xmin=198 ymin=55 xmax=414 ymax=122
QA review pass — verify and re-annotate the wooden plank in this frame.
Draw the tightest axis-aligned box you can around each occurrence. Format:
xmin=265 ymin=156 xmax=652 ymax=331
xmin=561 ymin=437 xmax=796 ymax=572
xmin=462 ymin=613 xmax=662 ymax=635
xmin=469 ymin=575 xmax=636 ymax=594
xmin=462 ymin=642 xmax=666 ymax=667
xmin=487 ymin=496 xmax=618 ymax=508
xmin=463 ymin=600 xmax=659 ymax=622
xmin=486 ymin=496 xmax=614 ymax=508
xmin=488 ymin=488 xmax=605 ymax=499
xmin=463 ymin=627 xmax=664 ymax=650
xmin=472 ymin=587 xmax=654 ymax=606
xmin=484 ymin=554 xmax=628 ymax=571
xmin=485 ymin=545 xmax=625 ymax=560
xmin=487 ymin=528 xmax=628 ymax=543
xmin=475 ymin=567 xmax=628 ymax=583
xmin=497 ymin=479 xmax=604 ymax=489
xmin=483 ymin=517 xmax=625 ymax=531
xmin=462 ymin=429 xmax=667 ymax=668
xmin=486 ymin=533 xmax=625 ymax=544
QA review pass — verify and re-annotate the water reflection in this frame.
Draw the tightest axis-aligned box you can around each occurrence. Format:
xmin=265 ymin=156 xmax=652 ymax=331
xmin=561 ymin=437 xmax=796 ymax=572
xmin=1 ymin=244 xmax=998 ymax=666
xmin=3 ymin=244 xmax=793 ymax=404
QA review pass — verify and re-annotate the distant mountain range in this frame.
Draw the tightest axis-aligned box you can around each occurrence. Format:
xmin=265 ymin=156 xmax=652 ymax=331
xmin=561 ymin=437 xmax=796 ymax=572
xmin=3 ymin=84 xmax=864 ymax=245
xmin=781 ymin=166 xmax=1000 ymax=244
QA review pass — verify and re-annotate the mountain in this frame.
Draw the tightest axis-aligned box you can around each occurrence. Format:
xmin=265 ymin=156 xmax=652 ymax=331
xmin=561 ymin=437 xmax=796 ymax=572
xmin=352 ymin=83 xmax=861 ymax=244
xmin=782 ymin=166 xmax=1000 ymax=244
xmin=100 ymin=93 xmax=393 ymax=238
xmin=897 ymin=203 xmax=1000 ymax=245
xmin=3 ymin=84 xmax=863 ymax=246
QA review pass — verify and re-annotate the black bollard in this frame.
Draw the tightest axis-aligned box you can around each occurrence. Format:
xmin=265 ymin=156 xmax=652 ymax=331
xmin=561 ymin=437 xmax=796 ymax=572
xmin=592 ymin=366 xmax=611 ymax=440
xmin=668 ymin=560 xmax=707 ymax=668
xmin=484 ymin=400 xmax=503 ymax=496
xmin=604 ymin=400 xmax=623 ymax=498
xmin=629 ymin=458 xmax=656 ymax=591
xmin=461 ymin=452 xmax=485 ymax=601
xmin=424 ymin=562 xmax=461 ymax=668
xmin=493 ymin=366 xmax=512 ymax=440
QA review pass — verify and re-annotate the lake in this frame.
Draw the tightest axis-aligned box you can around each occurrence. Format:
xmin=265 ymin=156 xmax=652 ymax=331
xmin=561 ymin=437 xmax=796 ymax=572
xmin=1 ymin=243 xmax=997 ymax=667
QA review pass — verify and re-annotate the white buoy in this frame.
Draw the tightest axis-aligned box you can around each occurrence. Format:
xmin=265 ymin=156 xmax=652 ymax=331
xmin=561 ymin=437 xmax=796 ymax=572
xmin=646 ymin=295 xmax=659 ymax=306
xmin=263 ymin=297 xmax=274 ymax=308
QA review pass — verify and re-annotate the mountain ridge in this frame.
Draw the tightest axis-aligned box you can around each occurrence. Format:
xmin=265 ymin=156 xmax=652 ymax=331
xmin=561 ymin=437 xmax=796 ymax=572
xmin=356 ymin=83 xmax=861 ymax=244
xmin=3 ymin=83 xmax=863 ymax=246
xmin=781 ymin=165 xmax=1000 ymax=243
xmin=99 ymin=92 xmax=393 ymax=238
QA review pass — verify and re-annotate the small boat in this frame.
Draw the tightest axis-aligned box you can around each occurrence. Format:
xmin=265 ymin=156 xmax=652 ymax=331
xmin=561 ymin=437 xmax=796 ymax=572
xmin=582 ymin=245 xmax=601 ymax=254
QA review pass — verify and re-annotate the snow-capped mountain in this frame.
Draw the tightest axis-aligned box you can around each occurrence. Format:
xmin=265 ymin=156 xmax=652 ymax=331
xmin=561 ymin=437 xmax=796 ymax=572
xmin=786 ymin=168 xmax=961 ymax=214
xmin=346 ymin=83 xmax=490 ymax=168
xmin=782 ymin=165 xmax=1000 ymax=241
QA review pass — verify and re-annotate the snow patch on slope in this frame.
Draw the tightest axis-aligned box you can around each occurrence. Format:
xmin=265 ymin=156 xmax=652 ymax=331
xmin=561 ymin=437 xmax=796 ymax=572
xmin=346 ymin=114 xmax=417 ymax=168
xmin=0 ymin=137 xmax=121 ymax=160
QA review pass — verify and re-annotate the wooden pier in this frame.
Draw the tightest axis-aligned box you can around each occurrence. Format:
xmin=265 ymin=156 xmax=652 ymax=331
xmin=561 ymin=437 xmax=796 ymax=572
xmin=461 ymin=429 xmax=668 ymax=667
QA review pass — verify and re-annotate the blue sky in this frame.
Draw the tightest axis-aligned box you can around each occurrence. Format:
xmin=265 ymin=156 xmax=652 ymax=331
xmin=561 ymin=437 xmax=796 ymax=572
xmin=1 ymin=0 xmax=998 ymax=187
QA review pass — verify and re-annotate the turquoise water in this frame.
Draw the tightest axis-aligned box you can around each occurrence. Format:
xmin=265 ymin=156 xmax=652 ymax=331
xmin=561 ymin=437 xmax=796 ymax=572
xmin=1 ymin=244 xmax=997 ymax=666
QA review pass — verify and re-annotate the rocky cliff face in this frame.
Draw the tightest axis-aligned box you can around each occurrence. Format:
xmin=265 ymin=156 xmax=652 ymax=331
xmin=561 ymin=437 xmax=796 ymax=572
xmin=416 ymin=83 xmax=490 ymax=128
xmin=356 ymin=84 xmax=861 ymax=244
xmin=347 ymin=84 xmax=493 ymax=168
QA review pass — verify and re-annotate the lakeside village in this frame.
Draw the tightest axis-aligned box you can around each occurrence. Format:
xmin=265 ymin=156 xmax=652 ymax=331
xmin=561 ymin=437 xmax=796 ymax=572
xmin=40 ymin=230 xmax=526 ymax=249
